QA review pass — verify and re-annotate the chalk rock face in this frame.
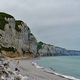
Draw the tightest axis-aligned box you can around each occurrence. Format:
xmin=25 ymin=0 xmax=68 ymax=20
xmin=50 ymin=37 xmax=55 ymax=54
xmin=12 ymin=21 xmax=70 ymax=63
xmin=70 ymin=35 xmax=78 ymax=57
xmin=0 ymin=12 xmax=80 ymax=57
xmin=0 ymin=12 xmax=37 ymax=55
xmin=37 ymin=42 xmax=80 ymax=56
xmin=37 ymin=42 xmax=56 ymax=56
xmin=14 ymin=21 xmax=37 ymax=54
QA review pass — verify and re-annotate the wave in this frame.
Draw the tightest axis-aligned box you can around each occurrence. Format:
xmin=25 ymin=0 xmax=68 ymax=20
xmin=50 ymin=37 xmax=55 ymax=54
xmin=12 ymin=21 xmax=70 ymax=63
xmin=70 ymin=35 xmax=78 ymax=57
xmin=44 ymin=68 xmax=80 ymax=80
xmin=32 ymin=62 xmax=44 ymax=69
xmin=32 ymin=61 xmax=80 ymax=80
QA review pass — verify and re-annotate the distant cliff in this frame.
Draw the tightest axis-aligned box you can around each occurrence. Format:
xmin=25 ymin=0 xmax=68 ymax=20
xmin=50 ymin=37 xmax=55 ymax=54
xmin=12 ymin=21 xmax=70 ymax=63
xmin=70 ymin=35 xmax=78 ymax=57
xmin=0 ymin=12 xmax=80 ymax=58
xmin=37 ymin=42 xmax=80 ymax=56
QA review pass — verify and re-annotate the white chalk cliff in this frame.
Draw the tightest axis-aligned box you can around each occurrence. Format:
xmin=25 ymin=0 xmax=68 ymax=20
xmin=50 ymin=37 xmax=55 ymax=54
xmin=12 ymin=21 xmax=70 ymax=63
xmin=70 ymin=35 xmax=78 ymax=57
xmin=0 ymin=12 xmax=37 ymax=56
xmin=0 ymin=12 xmax=80 ymax=57
xmin=37 ymin=42 xmax=80 ymax=56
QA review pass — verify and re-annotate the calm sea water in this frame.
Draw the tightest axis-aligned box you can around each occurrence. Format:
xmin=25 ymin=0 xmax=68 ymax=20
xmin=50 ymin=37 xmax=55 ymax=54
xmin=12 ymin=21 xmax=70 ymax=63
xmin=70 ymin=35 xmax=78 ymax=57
xmin=37 ymin=56 xmax=80 ymax=79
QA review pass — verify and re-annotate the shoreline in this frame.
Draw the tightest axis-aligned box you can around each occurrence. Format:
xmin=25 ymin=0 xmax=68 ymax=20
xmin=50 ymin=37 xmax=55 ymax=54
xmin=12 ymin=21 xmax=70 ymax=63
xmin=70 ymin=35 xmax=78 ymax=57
xmin=33 ymin=61 xmax=80 ymax=80
xmin=1 ymin=58 xmax=80 ymax=80
xmin=9 ymin=59 xmax=69 ymax=80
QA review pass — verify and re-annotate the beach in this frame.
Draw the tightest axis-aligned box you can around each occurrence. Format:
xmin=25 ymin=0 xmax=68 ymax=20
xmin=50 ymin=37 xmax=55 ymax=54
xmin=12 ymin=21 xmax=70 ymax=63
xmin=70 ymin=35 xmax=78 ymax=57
xmin=7 ymin=59 xmax=69 ymax=80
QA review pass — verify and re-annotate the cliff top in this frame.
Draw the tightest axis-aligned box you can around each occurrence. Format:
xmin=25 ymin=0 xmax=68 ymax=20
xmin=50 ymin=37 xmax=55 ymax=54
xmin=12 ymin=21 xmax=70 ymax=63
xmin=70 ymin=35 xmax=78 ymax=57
xmin=0 ymin=12 xmax=14 ymax=18
xmin=0 ymin=12 xmax=14 ymax=30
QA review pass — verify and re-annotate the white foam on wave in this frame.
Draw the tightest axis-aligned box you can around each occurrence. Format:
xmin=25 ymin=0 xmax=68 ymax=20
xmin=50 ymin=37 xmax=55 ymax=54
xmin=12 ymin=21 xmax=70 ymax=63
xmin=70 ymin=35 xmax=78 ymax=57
xmin=32 ymin=61 xmax=80 ymax=80
xmin=32 ymin=62 xmax=44 ymax=69
xmin=44 ymin=68 xmax=80 ymax=80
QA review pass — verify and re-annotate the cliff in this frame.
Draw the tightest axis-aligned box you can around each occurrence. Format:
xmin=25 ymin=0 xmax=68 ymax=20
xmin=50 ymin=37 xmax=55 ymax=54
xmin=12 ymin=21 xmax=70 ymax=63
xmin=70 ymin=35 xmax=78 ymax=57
xmin=37 ymin=42 xmax=80 ymax=56
xmin=0 ymin=12 xmax=37 ymax=57
xmin=0 ymin=12 xmax=80 ymax=58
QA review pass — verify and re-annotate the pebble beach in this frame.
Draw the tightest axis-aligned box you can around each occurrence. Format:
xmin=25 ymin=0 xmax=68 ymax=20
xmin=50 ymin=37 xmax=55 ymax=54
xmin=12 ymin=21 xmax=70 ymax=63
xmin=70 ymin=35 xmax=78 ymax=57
xmin=0 ymin=58 xmax=69 ymax=80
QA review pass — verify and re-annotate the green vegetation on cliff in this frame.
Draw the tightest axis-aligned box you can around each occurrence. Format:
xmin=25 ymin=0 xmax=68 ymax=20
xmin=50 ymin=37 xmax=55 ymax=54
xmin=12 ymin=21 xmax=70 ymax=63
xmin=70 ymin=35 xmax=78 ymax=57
xmin=0 ymin=12 xmax=13 ymax=18
xmin=0 ymin=46 xmax=17 ymax=53
xmin=37 ymin=41 xmax=43 ymax=50
xmin=15 ymin=20 xmax=23 ymax=32
xmin=0 ymin=12 xmax=13 ymax=30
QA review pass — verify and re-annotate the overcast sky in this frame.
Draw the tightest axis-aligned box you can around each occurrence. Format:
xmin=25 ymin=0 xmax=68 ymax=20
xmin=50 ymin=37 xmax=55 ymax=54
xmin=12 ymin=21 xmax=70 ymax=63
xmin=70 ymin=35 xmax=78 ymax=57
xmin=0 ymin=0 xmax=80 ymax=50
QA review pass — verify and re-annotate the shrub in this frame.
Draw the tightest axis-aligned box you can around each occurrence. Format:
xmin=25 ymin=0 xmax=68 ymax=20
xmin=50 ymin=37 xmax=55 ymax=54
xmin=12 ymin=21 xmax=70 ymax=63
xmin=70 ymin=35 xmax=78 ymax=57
xmin=37 ymin=41 xmax=43 ymax=50
xmin=15 ymin=20 xmax=23 ymax=32
xmin=0 ymin=46 xmax=17 ymax=53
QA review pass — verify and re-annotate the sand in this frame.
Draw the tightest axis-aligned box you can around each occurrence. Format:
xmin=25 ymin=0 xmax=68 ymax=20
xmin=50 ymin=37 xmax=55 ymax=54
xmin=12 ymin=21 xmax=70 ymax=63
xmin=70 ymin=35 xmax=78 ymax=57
xmin=8 ymin=59 xmax=69 ymax=80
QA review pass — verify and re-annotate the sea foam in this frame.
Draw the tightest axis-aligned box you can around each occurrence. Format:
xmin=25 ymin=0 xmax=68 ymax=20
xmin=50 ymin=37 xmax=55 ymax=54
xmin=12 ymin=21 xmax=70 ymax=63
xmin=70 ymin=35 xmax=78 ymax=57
xmin=32 ymin=61 xmax=80 ymax=80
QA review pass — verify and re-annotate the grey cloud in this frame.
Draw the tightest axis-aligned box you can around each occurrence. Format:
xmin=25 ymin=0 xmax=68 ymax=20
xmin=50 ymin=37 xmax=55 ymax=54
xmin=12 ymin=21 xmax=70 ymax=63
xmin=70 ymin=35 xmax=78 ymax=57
xmin=0 ymin=0 xmax=80 ymax=50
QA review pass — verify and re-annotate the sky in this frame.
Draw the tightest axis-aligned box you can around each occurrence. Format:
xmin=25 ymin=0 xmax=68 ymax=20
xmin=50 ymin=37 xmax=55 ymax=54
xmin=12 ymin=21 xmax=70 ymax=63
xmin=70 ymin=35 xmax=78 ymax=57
xmin=0 ymin=0 xmax=80 ymax=50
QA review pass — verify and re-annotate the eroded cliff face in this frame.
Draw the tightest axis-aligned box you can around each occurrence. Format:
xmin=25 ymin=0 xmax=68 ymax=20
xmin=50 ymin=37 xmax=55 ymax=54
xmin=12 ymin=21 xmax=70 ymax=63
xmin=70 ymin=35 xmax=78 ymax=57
xmin=37 ymin=42 xmax=56 ymax=56
xmin=0 ymin=12 xmax=37 ymax=57
xmin=0 ymin=12 xmax=80 ymax=57
xmin=37 ymin=42 xmax=80 ymax=56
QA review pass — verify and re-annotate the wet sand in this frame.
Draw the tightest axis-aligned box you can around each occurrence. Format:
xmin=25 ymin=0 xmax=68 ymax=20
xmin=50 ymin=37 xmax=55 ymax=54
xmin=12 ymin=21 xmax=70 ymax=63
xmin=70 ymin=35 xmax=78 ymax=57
xmin=9 ymin=59 xmax=69 ymax=80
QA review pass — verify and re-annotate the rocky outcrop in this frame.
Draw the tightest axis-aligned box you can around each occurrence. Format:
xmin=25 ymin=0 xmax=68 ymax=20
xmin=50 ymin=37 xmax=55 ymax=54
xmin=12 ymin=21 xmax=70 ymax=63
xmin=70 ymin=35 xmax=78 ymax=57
xmin=37 ymin=42 xmax=80 ymax=56
xmin=0 ymin=12 xmax=37 ymax=57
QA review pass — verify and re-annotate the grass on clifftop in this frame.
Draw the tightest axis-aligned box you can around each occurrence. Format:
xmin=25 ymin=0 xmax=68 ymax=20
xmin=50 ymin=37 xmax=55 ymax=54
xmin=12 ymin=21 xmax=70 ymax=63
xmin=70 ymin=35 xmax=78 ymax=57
xmin=15 ymin=20 xmax=23 ymax=32
xmin=0 ymin=12 xmax=13 ymax=18
xmin=0 ymin=12 xmax=13 ymax=30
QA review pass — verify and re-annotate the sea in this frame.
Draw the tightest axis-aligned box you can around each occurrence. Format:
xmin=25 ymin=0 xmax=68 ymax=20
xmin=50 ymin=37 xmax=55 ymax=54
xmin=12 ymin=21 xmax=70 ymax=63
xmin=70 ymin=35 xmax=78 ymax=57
xmin=37 ymin=56 xmax=80 ymax=80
